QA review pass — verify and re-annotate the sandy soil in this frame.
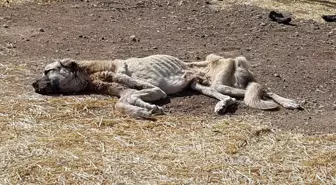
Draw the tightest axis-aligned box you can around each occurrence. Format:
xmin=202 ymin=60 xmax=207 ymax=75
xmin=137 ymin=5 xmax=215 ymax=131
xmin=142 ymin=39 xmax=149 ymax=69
xmin=0 ymin=0 xmax=335 ymax=134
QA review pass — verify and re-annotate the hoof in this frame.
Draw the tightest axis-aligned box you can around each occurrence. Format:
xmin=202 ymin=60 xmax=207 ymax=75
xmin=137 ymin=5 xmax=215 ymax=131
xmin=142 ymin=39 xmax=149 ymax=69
xmin=214 ymin=98 xmax=237 ymax=115
xmin=137 ymin=109 xmax=152 ymax=118
xmin=283 ymin=101 xmax=301 ymax=110
xmin=150 ymin=106 xmax=165 ymax=115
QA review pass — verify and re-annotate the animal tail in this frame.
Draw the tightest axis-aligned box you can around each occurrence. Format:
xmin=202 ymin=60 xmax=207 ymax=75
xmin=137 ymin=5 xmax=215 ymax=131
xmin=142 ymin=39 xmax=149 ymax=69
xmin=244 ymin=82 xmax=279 ymax=110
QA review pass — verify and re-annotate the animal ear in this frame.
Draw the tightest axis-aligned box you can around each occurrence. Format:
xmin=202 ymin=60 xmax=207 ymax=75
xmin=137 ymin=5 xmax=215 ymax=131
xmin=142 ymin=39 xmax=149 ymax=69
xmin=60 ymin=58 xmax=79 ymax=71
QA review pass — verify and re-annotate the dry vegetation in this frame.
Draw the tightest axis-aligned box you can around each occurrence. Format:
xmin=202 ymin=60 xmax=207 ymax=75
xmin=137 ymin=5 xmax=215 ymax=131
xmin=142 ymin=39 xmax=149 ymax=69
xmin=212 ymin=0 xmax=336 ymax=22
xmin=1 ymin=61 xmax=336 ymax=184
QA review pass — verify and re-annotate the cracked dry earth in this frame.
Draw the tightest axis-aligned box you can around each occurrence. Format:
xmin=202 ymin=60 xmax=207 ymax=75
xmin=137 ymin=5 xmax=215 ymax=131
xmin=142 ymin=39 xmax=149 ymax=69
xmin=0 ymin=0 xmax=335 ymax=134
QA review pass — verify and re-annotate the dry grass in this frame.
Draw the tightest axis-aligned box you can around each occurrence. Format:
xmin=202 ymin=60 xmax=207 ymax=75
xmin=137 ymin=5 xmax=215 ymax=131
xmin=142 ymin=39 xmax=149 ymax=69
xmin=212 ymin=0 xmax=336 ymax=22
xmin=1 ymin=0 xmax=336 ymax=183
xmin=1 ymin=61 xmax=336 ymax=184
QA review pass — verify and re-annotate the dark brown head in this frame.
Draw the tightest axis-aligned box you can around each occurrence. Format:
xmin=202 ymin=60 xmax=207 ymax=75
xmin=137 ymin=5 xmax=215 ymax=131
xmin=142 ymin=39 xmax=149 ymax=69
xmin=32 ymin=58 xmax=89 ymax=95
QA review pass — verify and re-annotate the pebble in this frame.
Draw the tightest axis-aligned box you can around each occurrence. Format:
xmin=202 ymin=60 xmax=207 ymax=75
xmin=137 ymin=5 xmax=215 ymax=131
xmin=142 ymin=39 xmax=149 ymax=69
xmin=260 ymin=22 xmax=266 ymax=26
xmin=130 ymin=35 xmax=137 ymax=42
xmin=79 ymin=35 xmax=88 ymax=39
xmin=274 ymin=73 xmax=280 ymax=77
xmin=328 ymin=31 xmax=334 ymax=37
xmin=38 ymin=28 xmax=45 ymax=32
xmin=3 ymin=24 xmax=9 ymax=28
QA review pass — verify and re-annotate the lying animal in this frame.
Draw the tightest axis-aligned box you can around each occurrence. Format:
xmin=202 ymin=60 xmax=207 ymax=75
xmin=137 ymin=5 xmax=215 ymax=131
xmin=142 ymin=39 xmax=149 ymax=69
xmin=32 ymin=54 xmax=301 ymax=118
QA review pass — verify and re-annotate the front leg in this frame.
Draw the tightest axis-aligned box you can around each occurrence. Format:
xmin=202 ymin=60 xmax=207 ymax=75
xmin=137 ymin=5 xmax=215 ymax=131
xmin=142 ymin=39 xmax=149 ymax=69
xmin=213 ymin=84 xmax=246 ymax=98
xmin=122 ymin=88 xmax=166 ymax=115
xmin=93 ymin=71 xmax=163 ymax=91
xmin=88 ymin=79 xmax=126 ymax=97
xmin=190 ymin=81 xmax=237 ymax=114
xmin=88 ymin=80 xmax=154 ymax=119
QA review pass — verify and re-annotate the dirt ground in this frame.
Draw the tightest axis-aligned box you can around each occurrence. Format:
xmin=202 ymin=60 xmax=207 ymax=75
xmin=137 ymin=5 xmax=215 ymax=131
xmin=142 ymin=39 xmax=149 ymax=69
xmin=0 ymin=0 xmax=335 ymax=134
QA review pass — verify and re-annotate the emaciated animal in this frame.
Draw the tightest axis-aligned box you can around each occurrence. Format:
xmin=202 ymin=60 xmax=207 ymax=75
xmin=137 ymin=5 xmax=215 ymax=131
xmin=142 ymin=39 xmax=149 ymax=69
xmin=32 ymin=54 xmax=301 ymax=119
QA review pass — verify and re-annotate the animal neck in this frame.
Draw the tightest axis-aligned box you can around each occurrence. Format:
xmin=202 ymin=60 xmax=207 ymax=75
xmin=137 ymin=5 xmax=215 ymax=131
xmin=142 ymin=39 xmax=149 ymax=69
xmin=77 ymin=60 xmax=118 ymax=74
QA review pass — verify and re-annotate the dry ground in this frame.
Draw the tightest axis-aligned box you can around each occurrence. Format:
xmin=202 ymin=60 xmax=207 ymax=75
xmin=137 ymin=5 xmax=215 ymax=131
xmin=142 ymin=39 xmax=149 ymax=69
xmin=0 ymin=0 xmax=335 ymax=184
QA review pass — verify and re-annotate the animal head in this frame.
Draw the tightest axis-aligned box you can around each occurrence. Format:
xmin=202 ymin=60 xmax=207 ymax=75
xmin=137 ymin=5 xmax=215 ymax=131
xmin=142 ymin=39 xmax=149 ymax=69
xmin=32 ymin=58 xmax=89 ymax=95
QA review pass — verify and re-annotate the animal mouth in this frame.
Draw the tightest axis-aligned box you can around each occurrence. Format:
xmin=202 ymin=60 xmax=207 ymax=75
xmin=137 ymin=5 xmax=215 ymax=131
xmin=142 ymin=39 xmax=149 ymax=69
xmin=32 ymin=78 xmax=60 ymax=95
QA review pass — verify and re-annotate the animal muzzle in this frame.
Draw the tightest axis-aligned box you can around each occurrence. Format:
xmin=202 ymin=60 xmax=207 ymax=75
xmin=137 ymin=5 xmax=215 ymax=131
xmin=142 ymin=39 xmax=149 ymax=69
xmin=32 ymin=77 xmax=59 ymax=95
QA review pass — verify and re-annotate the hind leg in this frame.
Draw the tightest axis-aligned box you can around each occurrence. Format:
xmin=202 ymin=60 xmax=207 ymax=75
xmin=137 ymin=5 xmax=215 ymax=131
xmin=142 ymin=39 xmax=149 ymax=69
xmin=190 ymin=81 xmax=237 ymax=114
xmin=265 ymin=92 xmax=301 ymax=109
xmin=213 ymin=85 xmax=246 ymax=98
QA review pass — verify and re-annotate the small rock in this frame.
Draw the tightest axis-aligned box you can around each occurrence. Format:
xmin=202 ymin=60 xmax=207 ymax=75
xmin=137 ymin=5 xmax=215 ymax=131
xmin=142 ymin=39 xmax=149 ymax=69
xmin=274 ymin=73 xmax=280 ymax=77
xmin=3 ymin=24 xmax=9 ymax=28
xmin=328 ymin=31 xmax=334 ymax=37
xmin=3 ymin=16 xmax=11 ymax=20
xmin=260 ymin=22 xmax=266 ymax=26
xmin=79 ymin=35 xmax=88 ymax=39
xmin=130 ymin=35 xmax=137 ymax=42
xmin=256 ymin=15 xmax=262 ymax=19
xmin=38 ymin=28 xmax=45 ymax=32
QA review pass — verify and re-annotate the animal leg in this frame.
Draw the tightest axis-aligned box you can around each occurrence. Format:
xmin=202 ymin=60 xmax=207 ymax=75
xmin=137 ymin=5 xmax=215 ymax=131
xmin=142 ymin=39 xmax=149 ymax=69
xmin=88 ymin=80 xmax=127 ymax=97
xmin=123 ymin=88 xmax=166 ymax=115
xmin=116 ymin=97 xmax=154 ymax=119
xmin=190 ymin=81 xmax=237 ymax=114
xmin=213 ymin=85 xmax=246 ymax=98
xmin=89 ymin=80 xmax=155 ymax=119
xmin=94 ymin=71 xmax=164 ymax=92
xmin=265 ymin=92 xmax=301 ymax=109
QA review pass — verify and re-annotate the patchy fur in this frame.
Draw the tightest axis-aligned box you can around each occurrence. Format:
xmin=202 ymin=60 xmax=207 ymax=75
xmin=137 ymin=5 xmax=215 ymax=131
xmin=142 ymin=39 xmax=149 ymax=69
xmin=32 ymin=54 xmax=301 ymax=118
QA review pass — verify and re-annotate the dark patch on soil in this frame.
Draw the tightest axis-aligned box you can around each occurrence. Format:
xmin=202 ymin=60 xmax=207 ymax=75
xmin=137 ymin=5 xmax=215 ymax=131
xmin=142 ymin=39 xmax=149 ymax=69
xmin=0 ymin=0 xmax=335 ymax=134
